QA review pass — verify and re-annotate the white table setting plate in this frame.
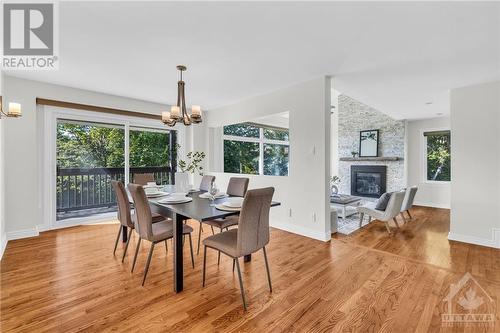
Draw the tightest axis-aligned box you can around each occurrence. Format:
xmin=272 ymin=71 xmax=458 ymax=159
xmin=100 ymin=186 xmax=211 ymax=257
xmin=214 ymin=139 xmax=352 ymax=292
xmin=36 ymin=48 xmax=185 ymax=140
xmin=145 ymin=191 xmax=169 ymax=198
xmin=222 ymin=197 xmax=244 ymax=208
xmin=199 ymin=192 xmax=228 ymax=199
xmin=158 ymin=196 xmax=193 ymax=204
xmin=215 ymin=204 xmax=241 ymax=212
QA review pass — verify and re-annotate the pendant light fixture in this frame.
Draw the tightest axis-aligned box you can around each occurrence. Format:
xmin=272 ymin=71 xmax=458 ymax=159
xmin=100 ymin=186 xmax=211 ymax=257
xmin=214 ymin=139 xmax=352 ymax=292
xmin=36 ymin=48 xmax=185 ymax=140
xmin=162 ymin=65 xmax=202 ymax=127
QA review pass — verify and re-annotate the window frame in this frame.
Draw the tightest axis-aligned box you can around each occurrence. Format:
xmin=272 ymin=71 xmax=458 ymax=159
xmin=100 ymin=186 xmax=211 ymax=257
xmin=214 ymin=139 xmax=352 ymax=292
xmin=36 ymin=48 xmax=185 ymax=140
xmin=421 ymin=128 xmax=451 ymax=184
xmin=222 ymin=123 xmax=289 ymax=176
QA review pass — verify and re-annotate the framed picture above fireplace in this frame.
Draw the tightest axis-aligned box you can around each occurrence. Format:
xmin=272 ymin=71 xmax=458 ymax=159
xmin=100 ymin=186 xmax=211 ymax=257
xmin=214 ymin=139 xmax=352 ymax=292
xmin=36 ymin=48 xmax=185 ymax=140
xmin=359 ymin=129 xmax=379 ymax=157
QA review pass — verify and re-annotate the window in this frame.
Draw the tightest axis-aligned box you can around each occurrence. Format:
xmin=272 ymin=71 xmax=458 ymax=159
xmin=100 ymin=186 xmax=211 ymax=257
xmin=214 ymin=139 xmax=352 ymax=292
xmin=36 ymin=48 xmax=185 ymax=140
xmin=424 ymin=130 xmax=451 ymax=182
xmin=223 ymin=122 xmax=289 ymax=176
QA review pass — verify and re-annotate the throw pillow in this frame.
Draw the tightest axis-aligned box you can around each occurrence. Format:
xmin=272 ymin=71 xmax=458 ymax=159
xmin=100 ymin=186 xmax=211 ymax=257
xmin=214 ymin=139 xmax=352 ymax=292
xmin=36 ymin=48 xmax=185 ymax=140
xmin=375 ymin=192 xmax=392 ymax=211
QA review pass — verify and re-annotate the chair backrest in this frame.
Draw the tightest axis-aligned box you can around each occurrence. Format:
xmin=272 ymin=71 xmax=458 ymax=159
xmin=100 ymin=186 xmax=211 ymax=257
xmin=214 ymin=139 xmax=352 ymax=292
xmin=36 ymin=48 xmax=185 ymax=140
xmin=111 ymin=180 xmax=134 ymax=228
xmin=401 ymin=186 xmax=418 ymax=211
xmin=382 ymin=190 xmax=406 ymax=221
xmin=133 ymin=173 xmax=155 ymax=185
xmin=227 ymin=177 xmax=249 ymax=197
xmin=236 ymin=187 xmax=274 ymax=256
xmin=127 ymin=183 xmax=153 ymax=240
xmin=199 ymin=175 xmax=215 ymax=191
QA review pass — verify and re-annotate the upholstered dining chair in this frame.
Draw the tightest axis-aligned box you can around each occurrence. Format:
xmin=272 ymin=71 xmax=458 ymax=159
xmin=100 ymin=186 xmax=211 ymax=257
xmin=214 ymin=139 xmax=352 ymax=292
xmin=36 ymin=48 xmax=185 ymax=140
xmin=202 ymin=187 xmax=274 ymax=310
xmin=199 ymin=175 xmax=215 ymax=192
xmin=128 ymin=183 xmax=195 ymax=286
xmin=400 ymin=186 xmax=418 ymax=221
xmin=196 ymin=177 xmax=250 ymax=256
xmin=133 ymin=173 xmax=155 ymax=185
xmin=356 ymin=190 xmax=406 ymax=234
xmin=111 ymin=181 xmax=166 ymax=262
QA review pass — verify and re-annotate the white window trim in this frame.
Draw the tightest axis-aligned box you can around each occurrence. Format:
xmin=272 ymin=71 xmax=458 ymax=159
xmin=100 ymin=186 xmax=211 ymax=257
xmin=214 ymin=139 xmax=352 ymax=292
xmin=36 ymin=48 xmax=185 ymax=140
xmin=40 ymin=105 xmax=185 ymax=230
xmin=222 ymin=126 xmax=289 ymax=176
xmin=421 ymin=127 xmax=451 ymax=184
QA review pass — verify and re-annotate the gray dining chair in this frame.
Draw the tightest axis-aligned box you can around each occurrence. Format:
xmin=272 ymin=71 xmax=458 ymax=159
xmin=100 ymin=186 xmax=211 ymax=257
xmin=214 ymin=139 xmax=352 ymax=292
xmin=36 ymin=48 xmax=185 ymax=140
xmin=133 ymin=173 xmax=155 ymax=185
xmin=202 ymin=187 xmax=274 ymax=311
xmin=357 ymin=190 xmax=406 ymax=234
xmin=111 ymin=181 xmax=165 ymax=262
xmin=199 ymin=175 xmax=215 ymax=192
xmin=127 ymin=183 xmax=195 ymax=286
xmin=400 ymin=186 xmax=418 ymax=221
xmin=196 ymin=177 xmax=249 ymax=256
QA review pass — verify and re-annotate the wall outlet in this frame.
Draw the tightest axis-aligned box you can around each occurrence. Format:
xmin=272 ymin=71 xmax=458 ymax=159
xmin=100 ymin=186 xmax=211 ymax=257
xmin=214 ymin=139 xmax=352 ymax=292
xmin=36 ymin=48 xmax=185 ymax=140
xmin=289 ymin=208 xmax=292 ymax=218
xmin=312 ymin=212 xmax=317 ymax=222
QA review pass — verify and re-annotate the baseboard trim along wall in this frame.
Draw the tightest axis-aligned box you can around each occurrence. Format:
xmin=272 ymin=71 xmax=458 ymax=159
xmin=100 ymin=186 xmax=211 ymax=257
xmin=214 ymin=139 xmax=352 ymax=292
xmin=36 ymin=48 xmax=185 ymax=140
xmin=448 ymin=229 xmax=500 ymax=249
xmin=270 ymin=221 xmax=330 ymax=242
xmin=6 ymin=228 xmax=39 ymax=241
xmin=0 ymin=235 xmax=7 ymax=260
xmin=414 ymin=201 xmax=450 ymax=209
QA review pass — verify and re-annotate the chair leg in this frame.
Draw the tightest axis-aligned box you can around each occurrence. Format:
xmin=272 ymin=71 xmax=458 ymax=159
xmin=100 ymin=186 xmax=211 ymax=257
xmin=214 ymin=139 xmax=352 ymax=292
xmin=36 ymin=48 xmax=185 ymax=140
xmin=188 ymin=233 xmax=195 ymax=269
xmin=407 ymin=210 xmax=413 ymax=220
xmin=113 ymin=225 xmax=122 ymax=255
xmin=393 ymin=217 xmax=400 ymax=229
xmin=142 ymin=242 xmax=155 ymax=286
xmin=217 ymin=227 xmax=222 ymax=265
xmin=235 ymin=258 xmax=247 ymax=311
xmin=164 ymin=239 xmax=168 ymax=254
xmin=358 ymin=213 xmax=365 ymax=228
xmin=384 ymin=222 xmax=392 ymax=234
xmin=400 ymin=212 xmax=407 ymax=223
xmin=368 ymin=216 xmax=372 ymax=224
xmin=197 ymin=222 xmax=203 ymax=255
xmin=121 ymin=228 xmax=133 ymax=263
xmin=211 ymin=226 xmax=215 ymax=235
xmin=131 ymin=238 xmax=141 ymax=273
xmin=263 ymin=246 xmax=272 ymax=292
xmin=202 ymin=246 xmax=207 ymax=287
xmin=232 ymin=258 xmax=235 ymax=272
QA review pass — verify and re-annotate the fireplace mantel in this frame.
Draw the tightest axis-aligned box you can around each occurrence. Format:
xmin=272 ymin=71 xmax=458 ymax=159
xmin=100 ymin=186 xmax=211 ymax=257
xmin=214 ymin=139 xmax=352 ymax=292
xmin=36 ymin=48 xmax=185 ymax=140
xmin=340 ymin=157 xmax=403 ymax=162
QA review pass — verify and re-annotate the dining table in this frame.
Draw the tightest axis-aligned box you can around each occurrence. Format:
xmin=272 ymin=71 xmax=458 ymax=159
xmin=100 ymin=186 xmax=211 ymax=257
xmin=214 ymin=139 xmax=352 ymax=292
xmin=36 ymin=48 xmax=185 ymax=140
xmin=128 ymin=185 xmax=281 ymax=293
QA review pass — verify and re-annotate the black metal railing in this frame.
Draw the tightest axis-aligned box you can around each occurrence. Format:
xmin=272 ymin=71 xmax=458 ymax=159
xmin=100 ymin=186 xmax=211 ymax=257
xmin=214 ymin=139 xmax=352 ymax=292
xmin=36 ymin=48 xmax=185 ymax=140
xmin=56 ymin=166 xmax=173 ymax=213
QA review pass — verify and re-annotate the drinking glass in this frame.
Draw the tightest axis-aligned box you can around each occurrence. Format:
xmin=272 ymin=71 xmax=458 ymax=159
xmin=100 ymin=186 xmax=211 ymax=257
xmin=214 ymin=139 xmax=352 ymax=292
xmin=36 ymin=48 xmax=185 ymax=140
xmin=209 ymin=183 xmax=218 ymax=207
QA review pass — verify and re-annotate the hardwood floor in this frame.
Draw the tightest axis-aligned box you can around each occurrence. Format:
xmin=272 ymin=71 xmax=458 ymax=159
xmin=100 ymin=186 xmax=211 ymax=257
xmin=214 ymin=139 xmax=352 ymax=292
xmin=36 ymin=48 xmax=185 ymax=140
xmin=1 ymin=207 xmax=499 ymax=332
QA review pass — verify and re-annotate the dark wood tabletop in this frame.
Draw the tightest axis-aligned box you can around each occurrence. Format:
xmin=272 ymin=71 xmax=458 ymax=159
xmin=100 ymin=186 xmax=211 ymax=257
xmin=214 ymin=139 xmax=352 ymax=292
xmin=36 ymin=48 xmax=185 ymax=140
xmin=142 ymin=190 xmax=280 ymax=294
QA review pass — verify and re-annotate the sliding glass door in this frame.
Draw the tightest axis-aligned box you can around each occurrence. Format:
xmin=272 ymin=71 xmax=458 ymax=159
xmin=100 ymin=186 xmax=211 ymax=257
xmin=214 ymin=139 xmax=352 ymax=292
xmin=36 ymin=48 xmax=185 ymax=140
xmin=55 ymin=119 xmax=175 ymax=222
xmin=129 ymin=126 xmax=175 ymax=185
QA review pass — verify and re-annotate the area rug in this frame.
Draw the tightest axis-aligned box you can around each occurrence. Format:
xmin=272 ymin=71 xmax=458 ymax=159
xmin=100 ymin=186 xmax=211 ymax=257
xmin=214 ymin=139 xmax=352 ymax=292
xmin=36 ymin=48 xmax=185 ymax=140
xmin=337 ymin=213 xmax=364 ymax=235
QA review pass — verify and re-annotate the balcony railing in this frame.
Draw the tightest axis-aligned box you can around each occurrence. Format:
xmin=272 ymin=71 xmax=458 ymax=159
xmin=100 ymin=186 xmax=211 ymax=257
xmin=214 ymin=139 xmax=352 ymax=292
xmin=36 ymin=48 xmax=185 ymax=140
xmin=56 ymin=166 xmax=173 ymax=214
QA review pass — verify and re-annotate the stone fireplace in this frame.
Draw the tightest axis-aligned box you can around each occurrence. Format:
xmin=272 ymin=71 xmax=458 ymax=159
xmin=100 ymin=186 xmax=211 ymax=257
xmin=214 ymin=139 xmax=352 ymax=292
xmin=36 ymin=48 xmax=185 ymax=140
xmin=351 ymin=165 xmax=387 ymax=198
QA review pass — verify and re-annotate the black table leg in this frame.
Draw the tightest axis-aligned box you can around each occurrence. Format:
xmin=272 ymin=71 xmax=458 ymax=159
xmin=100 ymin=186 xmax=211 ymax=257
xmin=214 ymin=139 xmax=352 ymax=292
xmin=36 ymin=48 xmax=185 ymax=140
xmin=244 ymin=254 xmax=252 ymax=262
xmin=122 ymin=226 xmax=128 ymax=242
xmin=173 ymin=213 xmax=183 ymax=292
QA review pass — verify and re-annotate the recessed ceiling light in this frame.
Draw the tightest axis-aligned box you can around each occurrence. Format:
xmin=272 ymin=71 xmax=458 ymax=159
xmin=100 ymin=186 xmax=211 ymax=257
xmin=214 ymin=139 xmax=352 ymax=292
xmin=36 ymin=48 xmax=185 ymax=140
xmin=425 ymin=102 xmax=433 ymax=105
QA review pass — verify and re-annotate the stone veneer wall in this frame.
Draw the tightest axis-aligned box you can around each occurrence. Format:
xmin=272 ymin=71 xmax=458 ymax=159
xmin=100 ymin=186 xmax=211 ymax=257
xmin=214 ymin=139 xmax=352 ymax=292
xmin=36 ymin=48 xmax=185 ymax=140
xmin=337 ymin=94 xmax=405 ymax=195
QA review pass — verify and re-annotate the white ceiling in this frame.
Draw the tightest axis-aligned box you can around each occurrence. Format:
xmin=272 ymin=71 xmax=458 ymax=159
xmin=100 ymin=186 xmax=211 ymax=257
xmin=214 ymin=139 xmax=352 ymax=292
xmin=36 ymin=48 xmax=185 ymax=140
xmin=6 ymin=1 xmax=500 ymax=120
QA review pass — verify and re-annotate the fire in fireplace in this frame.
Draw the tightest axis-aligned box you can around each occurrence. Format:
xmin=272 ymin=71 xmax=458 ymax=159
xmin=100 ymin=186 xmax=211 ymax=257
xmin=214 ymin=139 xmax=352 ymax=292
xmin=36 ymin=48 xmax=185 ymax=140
xmin=351 ymin=165 xmax=387 ymax=198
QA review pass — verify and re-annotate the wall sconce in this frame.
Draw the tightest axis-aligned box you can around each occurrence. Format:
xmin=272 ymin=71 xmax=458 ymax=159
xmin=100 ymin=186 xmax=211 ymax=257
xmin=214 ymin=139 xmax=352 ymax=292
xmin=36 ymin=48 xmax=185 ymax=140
xmin=0 ymin=97 xmax=22 ymax=119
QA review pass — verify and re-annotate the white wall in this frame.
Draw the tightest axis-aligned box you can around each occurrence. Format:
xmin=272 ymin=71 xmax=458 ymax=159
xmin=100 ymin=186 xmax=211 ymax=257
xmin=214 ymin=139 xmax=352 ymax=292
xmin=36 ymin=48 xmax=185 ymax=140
xmin=0 ymin=73 xmax=6 ymax=258
xmin=2 ymin=75 xmax=174 ymax=240
xmin=406 ymin=117 xmax=451 ymax=208
xmin=449 ymin=81 xmax=500 ymax=248
xmin=203 ymin=77 xmax=332 ymax=241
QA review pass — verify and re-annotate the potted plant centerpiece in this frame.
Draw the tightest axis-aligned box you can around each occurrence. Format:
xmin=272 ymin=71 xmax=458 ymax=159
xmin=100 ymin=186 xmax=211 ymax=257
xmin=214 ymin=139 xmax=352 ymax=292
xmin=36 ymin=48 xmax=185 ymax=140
xmin=176 ymin=149 xmax=206 ymax=192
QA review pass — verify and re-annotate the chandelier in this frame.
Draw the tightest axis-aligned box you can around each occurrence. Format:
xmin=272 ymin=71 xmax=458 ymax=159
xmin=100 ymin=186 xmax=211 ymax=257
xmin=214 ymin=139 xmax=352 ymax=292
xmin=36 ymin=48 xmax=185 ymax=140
xmin=162 ymin=65 xmax=202 ymax=127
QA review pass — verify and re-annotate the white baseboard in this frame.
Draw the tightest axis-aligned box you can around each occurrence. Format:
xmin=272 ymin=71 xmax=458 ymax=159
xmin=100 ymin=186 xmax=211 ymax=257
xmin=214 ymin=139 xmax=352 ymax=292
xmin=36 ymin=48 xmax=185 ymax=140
xmin=448 ymin=229 xmax=500 ymax=249
xmin=0 ymin=234 xmax=7 ymax=260
xmin=414 ymin=200 xmax=450 ymax=209
xmin=6 ymin=228 xmax=39 ymax=241
xmin=271 ymin=220 xmax=330 ymax=242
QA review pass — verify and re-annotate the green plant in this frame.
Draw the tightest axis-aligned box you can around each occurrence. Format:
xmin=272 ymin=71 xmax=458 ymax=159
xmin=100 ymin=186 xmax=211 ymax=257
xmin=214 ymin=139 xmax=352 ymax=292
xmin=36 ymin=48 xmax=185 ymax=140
xmin=178 ymin=150 xmax=206 ymax=175
xmin=330 ymin=175 xmax=340 ymax=185
xmin=351 ymin=150 xmax=358 ymax=158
